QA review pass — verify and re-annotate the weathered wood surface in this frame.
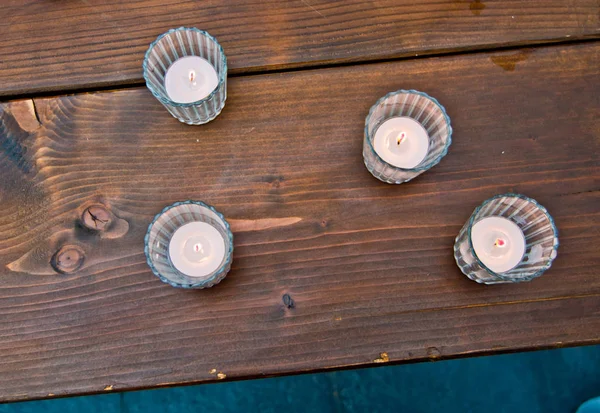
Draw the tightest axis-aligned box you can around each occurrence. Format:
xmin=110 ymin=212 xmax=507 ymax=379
xmin=0 ymin=42 xmax=598 ymax=401
xmin=1 ymin=0 xmax=599 ymax=97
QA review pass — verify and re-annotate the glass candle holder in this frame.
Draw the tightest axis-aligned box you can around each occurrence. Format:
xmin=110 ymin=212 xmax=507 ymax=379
xmin=454 ymin=194 xmax=559 ymax=284
xmin=143 ymin=27 xmax=227 ymax=125
xmin=145 ymin=201 xmax=233 ymax=289
xmin=363 ymin=90 xmax=452 ymax=184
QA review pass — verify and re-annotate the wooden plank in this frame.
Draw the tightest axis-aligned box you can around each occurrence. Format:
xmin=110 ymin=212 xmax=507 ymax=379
xmin=1 ymin=0 xmax=599 ymax=97
xmin=0 ymin=42 xmax=598 ymax=401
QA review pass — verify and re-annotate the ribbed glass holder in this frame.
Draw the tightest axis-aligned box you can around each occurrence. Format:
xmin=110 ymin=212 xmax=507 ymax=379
xmin=363 ymin=90 xmax=452 ymax=184
xmin=454 ymin=194 xmax=559 ymax=284
xmin=145 ymin=201 xmax=233 ymax=289
xmin=143 ymin=27 xmax=227 ymax=125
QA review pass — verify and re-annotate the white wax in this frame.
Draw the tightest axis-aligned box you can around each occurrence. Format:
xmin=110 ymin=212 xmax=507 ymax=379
xmin=471 ymin=217 xmax=526 ymax=273
xmin=373 ymin=117 xmax=429 ymax=169
xmin=164 ymin=56 xmax=219 ymax=104
xmin=168 ymin=222 xmax=226 ymax=278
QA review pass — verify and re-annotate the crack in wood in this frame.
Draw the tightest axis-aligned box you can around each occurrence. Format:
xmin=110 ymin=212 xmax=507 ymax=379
xmin=31 ymin=99 xmax=41 ymax=125
xmin=87 ymin=209 xmax=109 ymax=228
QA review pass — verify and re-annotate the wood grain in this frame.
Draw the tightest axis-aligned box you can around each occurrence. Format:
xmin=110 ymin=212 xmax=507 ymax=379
xmin=0 ymin=42 xmax=599 ymax=401
xmin=1 ymin=0 xmax=599 ymax=97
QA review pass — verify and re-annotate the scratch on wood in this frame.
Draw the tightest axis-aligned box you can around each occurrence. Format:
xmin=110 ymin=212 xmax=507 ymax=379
xmin=156 ymin=382 xmax=179 ymax=387
xmin=229 ymin=217 xmax=302 ymax=232
xmin=209 ymin=369 xmax=217 ymax=374
xmin=301 ymin=0 xmax=325 ymax=17
xmin=103 ymin=385 xmax=114 ymax=391
xmin=559 ymin=189 xmax=599 ymax=197
xmin=373 ymin=352 xmax=389 ymax=363
xmin=217 ymin=372 xmax=227 ymax=380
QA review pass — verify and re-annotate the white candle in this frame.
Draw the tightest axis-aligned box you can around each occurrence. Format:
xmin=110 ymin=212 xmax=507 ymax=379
xmin=373 ymin=117 xmax=429 ymax=169
xmin=168 ymin=222 xmax=226 ymax=277
xmin=164 ymin=56 xmax=219 ymax=104
xmin=471 ymin=217 xmax=526 ymax=273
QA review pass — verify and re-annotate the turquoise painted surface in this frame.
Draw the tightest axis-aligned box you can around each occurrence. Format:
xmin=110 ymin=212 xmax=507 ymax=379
xmin=2 ymin=345 xmax=599 ymax=413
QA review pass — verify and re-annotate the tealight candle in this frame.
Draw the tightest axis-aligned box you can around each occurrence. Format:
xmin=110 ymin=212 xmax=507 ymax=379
xmin=168 ymin=221 xmax=226 ymax=277
xmin=143 ymin=27 xmax=227 ymax=125
xmin=363 ymin=90 xmax=452 ymax=184
xmin=454 ymin=194 xmax=559 ymax=284
xmin=373 ymin=117 xmax=429 ymax=169
xmin=164 ymin=56 xmax=219 ymax=104
xmin=145 ymin=201 xmax=233 ymax=289
xmin=471 ymin=217 xmax=526 ymax=273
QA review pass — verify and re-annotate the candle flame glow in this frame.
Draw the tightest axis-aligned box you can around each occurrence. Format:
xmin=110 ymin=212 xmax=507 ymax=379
xmin=494 ymin=238 xmax=507 ymax=248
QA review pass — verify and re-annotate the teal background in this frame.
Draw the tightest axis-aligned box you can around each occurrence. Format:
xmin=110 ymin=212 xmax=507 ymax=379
xmin=2 ymin=345 xmax=599 ymax=412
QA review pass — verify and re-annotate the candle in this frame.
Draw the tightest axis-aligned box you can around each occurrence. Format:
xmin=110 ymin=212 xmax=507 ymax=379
xmin=168 ymin=221 xmax=226 ymax=277
xmin=471 ymin=217 xmax=526 ymax=273
xmin=363 ymin=90 xmax=451 ymax=184
xmin=145 ymin=200 xmax=233 ymax=288
xmin=373 ymin=117 xmax=429 ymax=169
xmin=454 ymin=194 xmax=559 ymax=284
xmin=164 ymin=56 xmax=219 ymax=104
xmin=144 ymin=28 xmax=228 ymax=124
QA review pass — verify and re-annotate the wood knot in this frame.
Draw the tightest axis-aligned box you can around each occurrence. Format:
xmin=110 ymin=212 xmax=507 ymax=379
xmin=282 ymin=293 xmax=295 ymax=309
xmin=82 ymin=205 xmax=112 ymax=231
xmin=51 ymin=245 xmax=85 ymax=274
xmin=264 ymin=174 xmax=284 ymax=189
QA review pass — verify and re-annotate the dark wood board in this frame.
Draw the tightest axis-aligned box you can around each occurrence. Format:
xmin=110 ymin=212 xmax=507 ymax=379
xmin=0 ymin=42 xmax=598 ymax=401
xmin=0 ymin=0 xmax=599 ymax=97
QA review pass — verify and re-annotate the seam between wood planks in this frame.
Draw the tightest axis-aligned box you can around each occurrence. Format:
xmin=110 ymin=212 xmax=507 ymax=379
xmin=1 ymin=36 xmax=599 ymax=102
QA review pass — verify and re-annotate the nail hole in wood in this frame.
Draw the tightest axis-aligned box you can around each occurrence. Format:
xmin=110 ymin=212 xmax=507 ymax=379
xmin=282 ymin=293 xmax=295 ymax=309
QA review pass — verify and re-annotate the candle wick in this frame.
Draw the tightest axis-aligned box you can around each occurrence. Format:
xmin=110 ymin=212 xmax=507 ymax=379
xmin=189 ymin=70 xmax=196 ymax=83
xmin=494 ymin=238 xmax=506 ymax=248
xmin=397 ymin=132 xmax=406 ymax=146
